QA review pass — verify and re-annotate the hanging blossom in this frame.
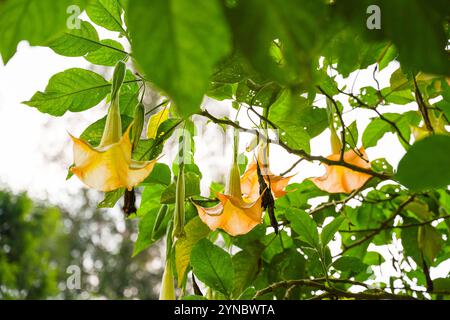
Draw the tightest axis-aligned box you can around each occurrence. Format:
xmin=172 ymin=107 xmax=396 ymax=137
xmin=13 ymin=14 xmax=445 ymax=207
xmin=70 ymin=63 xmax=157 ymax=192
xmin=310 ymin=125 xmax=371 ymax=194
xmin=240 ymin=140 xmax=293 ymax=201
xmin=194 ymin=132 xmax=264 ymax=236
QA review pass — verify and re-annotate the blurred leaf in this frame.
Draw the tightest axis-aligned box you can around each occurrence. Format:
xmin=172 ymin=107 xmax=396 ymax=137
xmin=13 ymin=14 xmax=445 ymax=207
xmin=190 ymin=239 xmax=234 ymax=297
xmin=128 ymin=0 xmax=231 ymax=117
xmin=332 ymin=256 xmax=367 ymax=274
xmin=418 ymin=225 xmax=443 ymax=264
xmin=396 ymin=135 xmax=450 ymax=191
xmin=0 ymin=0 xmax=83 ymax=64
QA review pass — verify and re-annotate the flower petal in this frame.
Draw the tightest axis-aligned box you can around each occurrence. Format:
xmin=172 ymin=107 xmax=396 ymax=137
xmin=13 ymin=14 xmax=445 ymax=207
xmin=310 ymin=148 xmax=371 ymax=194
xmin=195 ymin=193 xmax=263 ymax=236
xmin=70 ymin=126 xmax=156 ymax=192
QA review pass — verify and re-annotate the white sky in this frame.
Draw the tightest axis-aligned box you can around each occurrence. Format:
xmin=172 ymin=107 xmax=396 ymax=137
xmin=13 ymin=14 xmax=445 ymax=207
xmin=0 ymin=22 xmax=448 ymax=295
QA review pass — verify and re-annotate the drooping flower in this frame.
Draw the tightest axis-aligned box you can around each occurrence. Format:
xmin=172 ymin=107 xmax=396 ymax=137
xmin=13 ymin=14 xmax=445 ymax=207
xmin=194 ymin=132 xmax=264 ymax=236
xmin=310 ymin=147 xmax=372 ymax=194
xmin=240 ymin=141 xmax=293 ymax=201
xmin=70 ymin=62 xmax=157 ymax=192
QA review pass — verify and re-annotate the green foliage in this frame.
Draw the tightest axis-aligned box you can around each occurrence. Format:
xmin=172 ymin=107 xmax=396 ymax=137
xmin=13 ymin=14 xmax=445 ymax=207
xmin=2 ymin=0 xmax=450 ymax=301
xmin=24 ymin=68 xmax=111 ymax=116
xmin=190 ymin=239 xmax=234 ymax=297
xmin=127 ymin=0 xmax=231 ymax=117
xmin=396 ymin=135 xmax=450 ymax=191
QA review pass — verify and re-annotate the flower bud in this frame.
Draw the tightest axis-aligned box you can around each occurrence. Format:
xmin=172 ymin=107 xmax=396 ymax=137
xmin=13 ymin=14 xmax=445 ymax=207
xmin=159 ymin=258 xmax=175 ymax=300
xmin=172 ymin=165 xmax=186 ymax=238
xmin=131 ymin=103 xmax=145 ymax=151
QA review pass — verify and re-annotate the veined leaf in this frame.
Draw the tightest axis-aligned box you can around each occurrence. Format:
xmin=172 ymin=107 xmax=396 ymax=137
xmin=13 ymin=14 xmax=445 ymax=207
xmin=190 ymin=239 xmax=234 ymax=297
xmin=85 ymin=39 xmax=127 ymax=66
xmin=49 ymin=20 xmax=100 ymax=57
xmin=174 ymin=217 xmax=210 ymax=284
xmin=24 ymin=68 xmax=110 ymax=116
xmin=86 ymin=0 xmax=125 ymax=33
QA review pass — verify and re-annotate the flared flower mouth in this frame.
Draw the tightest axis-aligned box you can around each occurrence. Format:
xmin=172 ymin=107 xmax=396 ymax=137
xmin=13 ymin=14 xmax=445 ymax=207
xmin=70 ymin=125 xmax=157 ymax=192
xmin=310 ymin=147 xmax=371 ymax=194
xmin=194 ymin=156 xmax=265 ymax=236
xmin=241 ymin=142 xmax=293 ymax=201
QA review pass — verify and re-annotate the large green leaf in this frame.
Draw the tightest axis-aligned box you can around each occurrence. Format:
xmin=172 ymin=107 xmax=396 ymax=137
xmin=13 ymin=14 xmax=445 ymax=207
xmin=226 ymin=0 xmax=328 ymax=84
xmin=85 ymin=39 xmax=127 ymax=66
xmin=49 ymin=20 xmax=100 ymax=57
xmin=396 ymin=135 xmax=450 ymax=191
xmin=232 ymin=250 xmax=260 ymax=298
xmin=0 ymin=0 xmax=83 ymax=64
xmin=133 ymin=185 xmax=167 ymax=256
xmin=285 ymin=208 xmax=320 ymax=249
xmin=190 ymin=239 xmax=234 ymax=297
xmin=174 ymin=217 xmax=210 ymax=284
xmin=127 ymin=0 xmax=231 ymax=117
xmin=269 ymin=90 xmax=327 ymax=153
xmin=23 ymin=68 xmax=110 ymax=116
xmin=335 ymin=0 xmax=450 ymax=75
xmin=321 ymin=216 xmax=345 ymax=247
xmin=86 ymin=0 xmax=125 ymax=33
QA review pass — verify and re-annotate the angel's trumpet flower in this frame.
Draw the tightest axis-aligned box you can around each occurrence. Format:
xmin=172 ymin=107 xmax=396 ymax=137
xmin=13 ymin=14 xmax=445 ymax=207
xmin=194 ymin=131 xmax=264 ymax=236
xmin=310 ymin=126 xmax=371 ymax=194
xmin=70 ymin=62 xmax=157 ymax=192
xmin=240 ymin=140 xmax=293 ymax=201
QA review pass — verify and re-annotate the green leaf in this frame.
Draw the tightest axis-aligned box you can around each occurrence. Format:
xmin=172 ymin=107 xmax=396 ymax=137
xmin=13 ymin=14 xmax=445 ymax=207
xmin=285 ymin=208 xmax=320 ymax=249
xmin=226 ymin=0 xmax=328 ymax=84
xmin=86 ymin=0 xmax=125 ymax=33
xmin=396 ymin=135 xmax=450 ymax=191
xmin=418 ymin=225 xmax=443 ymax=264
xmin=23 ymin=68 xmax=110 ymax=116
xmin=85 ymin=39 xmax=127 ymax=66
xmin=98 ymin=188 xmax=125 ymax=208
xmin=363 ymin=251 xmax=385 ymax=266
xmin=269 ymin=90 xmax=328 ymax=153
xmin=321 ymin=216 xmax=345 ymax=247
xmin=190 ymin=239 xmax=234 ymax=297
xmin=160 ymin=172 xmax=200 ymax=204
xmin=133 ymin=185 xmax=167 ymax=256
xmin=49 ymin=20 xmax=100 ymax=57
xmin=80 ymin=115 xmax=132 ymax=146
xmin=141 ymin=163 xmax=171 ymax=186
xmin=128 ymin=0 xmax=231 ymax=117
xmin=232 ymin=250 xmax=260 ymax=298
xmin=175 ymin=217 xmax=210 ymax=284
xmin=332 ymin=256 xmax=367 ymax=274
xmin=0 ymin=0 xmax=81 ymax=64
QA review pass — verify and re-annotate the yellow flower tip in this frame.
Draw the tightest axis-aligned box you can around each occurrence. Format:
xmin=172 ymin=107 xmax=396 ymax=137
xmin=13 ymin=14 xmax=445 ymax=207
xmin=70 ymin=125 xmax=157 ymax=192
xmin=195 ymin=192 xmax=263 ymax=236
xmin=310 ymin=147 xmax=371 ymax=194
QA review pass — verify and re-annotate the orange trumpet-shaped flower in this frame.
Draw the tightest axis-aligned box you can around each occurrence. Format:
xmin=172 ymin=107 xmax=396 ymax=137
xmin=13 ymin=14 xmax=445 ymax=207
xmin=194 ymin=162 xmax=264 ymax=236
xmin=240 ymin=142 xmax=293 ymax=201
xmin=310 ymin=147 xmax=372 ymax=194
xmin=70 ymin=98 xmax=157 ymax=192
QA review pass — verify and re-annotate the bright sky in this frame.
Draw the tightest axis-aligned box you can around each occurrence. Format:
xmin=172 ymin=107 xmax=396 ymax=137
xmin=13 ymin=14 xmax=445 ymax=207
xmin=0 ymin=23 xmax=448 ymax=295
